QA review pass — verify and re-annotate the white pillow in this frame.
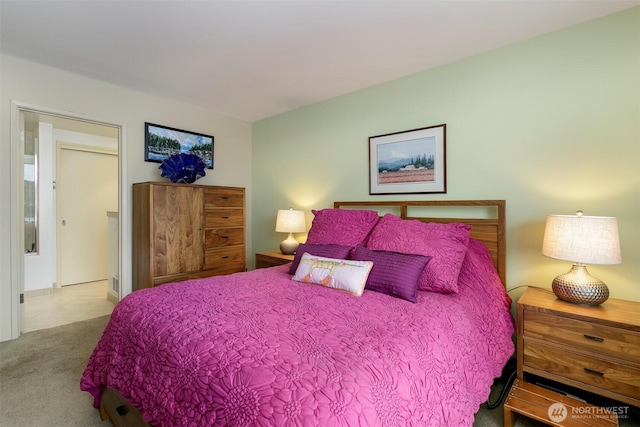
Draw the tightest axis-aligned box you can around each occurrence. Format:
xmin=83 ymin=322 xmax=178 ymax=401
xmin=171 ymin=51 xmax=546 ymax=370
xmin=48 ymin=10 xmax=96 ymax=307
xmin=292 ymin=252 xmax=373 ymax=297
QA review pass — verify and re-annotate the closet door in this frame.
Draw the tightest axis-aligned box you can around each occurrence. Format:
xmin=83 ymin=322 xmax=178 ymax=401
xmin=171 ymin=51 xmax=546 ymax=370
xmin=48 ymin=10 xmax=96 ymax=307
xmin=152 ymin=184 xmax=204 ymax=278
xmin=58 ymin=146 xmax=118 ymax=286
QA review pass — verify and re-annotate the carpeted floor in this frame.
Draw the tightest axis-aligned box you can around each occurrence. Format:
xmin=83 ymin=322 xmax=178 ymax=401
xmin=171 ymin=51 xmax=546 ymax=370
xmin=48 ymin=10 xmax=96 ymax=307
xmin=0 ymin=315 xmax=110 ymax=426
xmin=0 ymin=315 xmax=636 ymax=426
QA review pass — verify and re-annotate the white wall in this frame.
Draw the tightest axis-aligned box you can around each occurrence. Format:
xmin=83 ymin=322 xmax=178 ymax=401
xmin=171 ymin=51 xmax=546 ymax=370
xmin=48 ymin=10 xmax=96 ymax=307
xmin=1 ymin=53 xmax=253 ymax=341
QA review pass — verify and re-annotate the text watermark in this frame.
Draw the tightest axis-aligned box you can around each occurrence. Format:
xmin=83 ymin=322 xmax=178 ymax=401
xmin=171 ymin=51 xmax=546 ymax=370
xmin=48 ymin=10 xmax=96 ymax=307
xmin=547 ymin=402 xmax=629 ymax=422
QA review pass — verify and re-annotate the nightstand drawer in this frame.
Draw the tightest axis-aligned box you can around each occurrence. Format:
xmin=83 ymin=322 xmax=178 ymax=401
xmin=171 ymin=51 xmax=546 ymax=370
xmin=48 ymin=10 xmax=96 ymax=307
xmin=524 ymin=341 xmax=640 ymax=401
xmin=524 ymin=311 xmax=640 ymax=361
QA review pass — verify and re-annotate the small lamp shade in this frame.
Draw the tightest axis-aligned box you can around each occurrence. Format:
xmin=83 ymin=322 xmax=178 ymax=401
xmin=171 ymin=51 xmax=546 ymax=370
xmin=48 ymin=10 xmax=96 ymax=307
xmin=275 ymin=209 xmax=306 ymax=255
xmin=542 ymin=211 xmax=621 ymax=305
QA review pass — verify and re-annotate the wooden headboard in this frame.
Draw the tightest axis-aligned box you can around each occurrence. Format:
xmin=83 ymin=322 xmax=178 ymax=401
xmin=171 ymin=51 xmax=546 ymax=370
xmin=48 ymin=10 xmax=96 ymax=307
xmin=334 ymin=200 xmax=506 ymax=285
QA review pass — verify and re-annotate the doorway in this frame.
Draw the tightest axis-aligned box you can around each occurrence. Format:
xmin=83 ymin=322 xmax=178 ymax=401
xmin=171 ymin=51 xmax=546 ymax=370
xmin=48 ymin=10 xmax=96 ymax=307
xmin=57 ymin=144 xmax=118 ymax=286
xmin=18 ymin=108 xmax=122 ymax=333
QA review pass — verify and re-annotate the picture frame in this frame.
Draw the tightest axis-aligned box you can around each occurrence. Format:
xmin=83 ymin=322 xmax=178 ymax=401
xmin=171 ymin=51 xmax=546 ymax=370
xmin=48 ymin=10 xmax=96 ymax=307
xmin=369 ymin=124 xmax=446 ymax=195
xmin=145 ymin=122 xmax=214 ymax=169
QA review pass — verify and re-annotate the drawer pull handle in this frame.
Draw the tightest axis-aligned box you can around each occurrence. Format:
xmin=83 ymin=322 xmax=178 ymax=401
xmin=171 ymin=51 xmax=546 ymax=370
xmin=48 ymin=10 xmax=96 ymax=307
xmin=116 ymin=405 xmax=129 ymax=416
xmin=584 ymin=368 xmax=604 ymax=376
xmin=222 ymin=216 xmax=230 ymax=219
xmin=583 ymin=334 xmax=604 ymax=342
xmin=222 ymin=196 xmax=229 ymax=199
xmin=222 ymin=256 xmax=229 ymax=259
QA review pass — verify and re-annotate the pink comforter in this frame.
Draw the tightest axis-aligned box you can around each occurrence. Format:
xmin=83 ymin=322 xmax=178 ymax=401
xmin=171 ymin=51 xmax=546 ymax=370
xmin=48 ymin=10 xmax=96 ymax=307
xmin=81 ymin=240 xmax=514 ymax=426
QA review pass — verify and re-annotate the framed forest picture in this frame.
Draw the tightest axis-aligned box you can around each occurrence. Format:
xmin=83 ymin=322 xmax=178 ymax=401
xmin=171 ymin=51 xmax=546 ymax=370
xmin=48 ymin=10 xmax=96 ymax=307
xmin=145 ymin=122 xmax=214 ymax=169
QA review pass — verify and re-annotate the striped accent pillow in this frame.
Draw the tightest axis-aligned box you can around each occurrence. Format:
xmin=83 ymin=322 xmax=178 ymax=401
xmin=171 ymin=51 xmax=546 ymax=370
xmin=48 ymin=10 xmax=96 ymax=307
xmin=353 ymin=246 xmax=431 ymax=303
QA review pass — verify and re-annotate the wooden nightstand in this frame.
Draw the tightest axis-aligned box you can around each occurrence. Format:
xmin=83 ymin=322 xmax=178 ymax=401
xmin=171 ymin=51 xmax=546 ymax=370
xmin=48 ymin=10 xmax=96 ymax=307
xmin=504 ymin=287 xmax=640 ymax=426
xmin=255 ymin=251 xmax=294 ymax=269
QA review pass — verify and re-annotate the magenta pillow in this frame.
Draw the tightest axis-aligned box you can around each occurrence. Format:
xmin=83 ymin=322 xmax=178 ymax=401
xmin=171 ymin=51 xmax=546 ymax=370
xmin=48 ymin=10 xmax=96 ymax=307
xmin=305 ymin=208 xmax=379 ymax=247
xmin=288 ymin=243 xmax=354 ymax=275
xmin=353 ymin=246 xmax=431 ymax=303
xmin=366 ymin=214 xmax=471 ymax=294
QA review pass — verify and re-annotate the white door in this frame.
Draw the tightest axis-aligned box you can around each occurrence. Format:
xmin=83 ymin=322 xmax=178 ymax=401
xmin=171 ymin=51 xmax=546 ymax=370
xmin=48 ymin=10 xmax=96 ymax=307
xmin=57 ymin=146 xmax=118 ymax=286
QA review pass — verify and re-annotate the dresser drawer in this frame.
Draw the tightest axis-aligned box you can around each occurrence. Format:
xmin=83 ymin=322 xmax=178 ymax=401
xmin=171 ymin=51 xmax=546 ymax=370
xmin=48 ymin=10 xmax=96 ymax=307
xmin=205 ymin=246 xmax=245 ymax=269
xmin=205 ymin=208 xmax=244 ymax=228
xmin=524 ymin=310 xmax=640 ymax=362
xmin=204 ymin=188 xmax=244 ymax=208
xmin=524 ymin=340 xmax=640 ymax=401
xmin=205 ymin=227 xmax=244 ymax=247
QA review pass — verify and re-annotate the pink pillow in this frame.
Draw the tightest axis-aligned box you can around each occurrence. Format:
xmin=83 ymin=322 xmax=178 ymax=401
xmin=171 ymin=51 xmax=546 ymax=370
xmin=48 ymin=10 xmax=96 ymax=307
xmin=366 ymin=214 xmax=471 ymax=294
xmin=306 ymin=208 xmax=379 ymax=247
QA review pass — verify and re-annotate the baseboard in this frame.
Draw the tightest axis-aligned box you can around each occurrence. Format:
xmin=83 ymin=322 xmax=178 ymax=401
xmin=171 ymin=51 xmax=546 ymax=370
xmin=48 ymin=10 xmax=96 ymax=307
xmin=24 ymin=288 xmax=53 ymax=298
xmin=107 ymin=291 xmax=119 ymax=305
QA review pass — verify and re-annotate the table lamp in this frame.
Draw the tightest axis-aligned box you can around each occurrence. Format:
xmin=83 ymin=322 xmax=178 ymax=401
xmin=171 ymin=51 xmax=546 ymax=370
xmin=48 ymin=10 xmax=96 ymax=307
xmin=275 ymin=208 xmax=306 ymax=255
xmin=541 ymin=210 xmax=621 ymax=306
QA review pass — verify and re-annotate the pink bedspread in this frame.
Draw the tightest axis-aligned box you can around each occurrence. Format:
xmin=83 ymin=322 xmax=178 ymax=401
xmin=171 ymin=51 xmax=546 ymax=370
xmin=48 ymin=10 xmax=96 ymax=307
xmin=81 ymin=240 xmax=514 ymax=426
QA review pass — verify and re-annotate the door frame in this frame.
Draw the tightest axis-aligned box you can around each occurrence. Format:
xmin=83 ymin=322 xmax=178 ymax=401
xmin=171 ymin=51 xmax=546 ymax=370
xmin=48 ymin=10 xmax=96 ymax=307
xmin=9 ymin=100 xmax=128 ymax=339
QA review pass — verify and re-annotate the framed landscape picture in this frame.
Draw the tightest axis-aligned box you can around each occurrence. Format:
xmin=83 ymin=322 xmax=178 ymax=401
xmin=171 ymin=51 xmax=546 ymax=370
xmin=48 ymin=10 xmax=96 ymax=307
xmin=369 ymin=124 xmax=446 ymax=195
xmin=145 ymin=122 xmax=214 ymax=169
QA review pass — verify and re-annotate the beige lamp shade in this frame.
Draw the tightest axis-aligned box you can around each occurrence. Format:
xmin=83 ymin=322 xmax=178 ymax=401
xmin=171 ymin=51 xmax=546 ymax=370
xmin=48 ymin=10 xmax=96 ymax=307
xmin=542 ymin=214 xmax=621 ymax=265
xmin=275 ymin=209 xmax=306 ymax=255
xmin=275 ymin=209 xmax=306 ymax=233
xmin=541 ymin=211 xmax=621 ymax=306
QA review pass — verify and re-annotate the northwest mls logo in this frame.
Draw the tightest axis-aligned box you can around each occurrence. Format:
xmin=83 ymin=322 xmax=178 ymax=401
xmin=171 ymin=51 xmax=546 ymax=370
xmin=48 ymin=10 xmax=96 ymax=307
xmin=548 ymin=402 xmax=568 ymax=422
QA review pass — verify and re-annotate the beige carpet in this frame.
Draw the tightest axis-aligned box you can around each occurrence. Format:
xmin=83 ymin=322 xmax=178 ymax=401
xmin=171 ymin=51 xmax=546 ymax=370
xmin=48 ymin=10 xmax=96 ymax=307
xmin=0 ymin=315 xmax=635 ymax=426
xmin=0 ymin=315 xmax=109 ymax=426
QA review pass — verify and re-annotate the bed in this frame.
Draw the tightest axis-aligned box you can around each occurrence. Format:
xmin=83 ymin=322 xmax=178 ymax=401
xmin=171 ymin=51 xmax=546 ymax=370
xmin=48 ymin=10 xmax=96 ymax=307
xmin=81 ymin=200 xmax=514 ymax=426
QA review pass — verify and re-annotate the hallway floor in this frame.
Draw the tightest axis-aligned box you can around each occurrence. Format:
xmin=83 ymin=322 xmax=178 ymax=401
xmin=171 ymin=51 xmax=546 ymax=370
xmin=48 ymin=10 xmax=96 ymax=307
xmin=24 ymin=280 xmax=116 ymax=333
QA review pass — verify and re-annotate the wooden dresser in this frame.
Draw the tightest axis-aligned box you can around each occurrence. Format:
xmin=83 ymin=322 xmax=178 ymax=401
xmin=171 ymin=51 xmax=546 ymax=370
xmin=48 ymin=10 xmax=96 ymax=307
xmin=132 ymin=182 xmax=245 ymax=290
xmin=505 ymin=287 xmax=640 ymax=426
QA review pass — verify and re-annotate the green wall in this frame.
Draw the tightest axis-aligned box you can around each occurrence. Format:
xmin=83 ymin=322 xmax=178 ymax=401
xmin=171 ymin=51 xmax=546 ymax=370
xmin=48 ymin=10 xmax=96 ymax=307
xmin=253 ymin=8 xmax=639 ymax=301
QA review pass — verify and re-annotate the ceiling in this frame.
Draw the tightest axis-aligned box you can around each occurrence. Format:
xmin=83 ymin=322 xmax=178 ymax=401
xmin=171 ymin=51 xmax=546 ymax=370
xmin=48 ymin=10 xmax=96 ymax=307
xmin=1 ymin=1 xmax=638 ymax=123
